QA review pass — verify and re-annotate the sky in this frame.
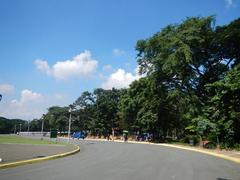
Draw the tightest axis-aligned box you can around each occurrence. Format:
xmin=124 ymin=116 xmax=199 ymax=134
xmin=0 ymin=0 xmax=239 ymax=120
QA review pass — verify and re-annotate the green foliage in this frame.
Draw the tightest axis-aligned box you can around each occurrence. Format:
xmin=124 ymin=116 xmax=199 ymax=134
xmin=43 ymin=106 xmax=69 ymax=132
xmin=1 ymin=16 xmax=239 ymax=149
xmin=181 ymin=135 xmax=199 ymax=145
xmin=72 ymin=88 xmax=123 ymax=135
xmin=0 ymin=117 xmax=28 ymax=134
xmin=203 ymin=142 xmax=217 ymax=149
xmin=134 ymin=16 xmax=240 ymax=146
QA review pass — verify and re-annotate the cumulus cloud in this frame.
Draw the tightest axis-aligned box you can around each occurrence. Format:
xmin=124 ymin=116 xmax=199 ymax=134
xmin=0 ymin=89 xmax=67 ymax=120
xmin=224 ymin=0 xmax=236 ymax=8
xmin=225 ymin=0 xmax=233 ymax=6
xmin=18 ymin=89 xmax=42 ymax=104
xmin=101 ymin=67 xmax=143 ymax=89
xmin=54 ymin=93 xmax=65 ymax=100
xmin=9 ymin=89 xmax=43 ymax=110
xmin=102 ymin=65 xmax=113 ymax=71
xmin=112 ymin=48 xmax=126 ymax=56
xmin=0 ymin=84 xmax=15 ymax=94
xmin=35 ymin=50 xmax=98 ymax=80
xmin=1 ymin=89 xmax=44 ymax=119
xmin=35 ymin=59 xmax=51 ymax=75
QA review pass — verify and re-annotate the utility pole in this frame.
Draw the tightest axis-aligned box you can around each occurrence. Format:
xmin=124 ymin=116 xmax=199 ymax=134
xmin=14 ymin=124 xmax=16 ymax=134
xmin=27 ymin=120 xmax=30 ymax=135
xmin=19 ymin=123 xmax=22 ymax=134
xmin=41 ymin=118 xmax=44 ymax=134
xmin=68 ymin=107 xmax=72 ymax=143
xmin=41 ymin=116 xmax=45 ymax=140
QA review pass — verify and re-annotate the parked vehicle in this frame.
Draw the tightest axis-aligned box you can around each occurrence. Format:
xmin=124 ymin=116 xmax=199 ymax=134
xmin=72 ymin=131 xmax=85 ymax=139
xmin=136 ymin=133 xmax=153 ymax=142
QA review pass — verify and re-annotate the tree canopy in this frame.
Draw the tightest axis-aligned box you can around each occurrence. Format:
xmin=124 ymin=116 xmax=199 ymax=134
xmin=1 ymin=16 xmax=239 ymax=148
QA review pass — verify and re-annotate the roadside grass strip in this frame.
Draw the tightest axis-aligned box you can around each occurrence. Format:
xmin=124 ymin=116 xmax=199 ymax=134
xmin=0 ymin=135 xmax=67 ymax=146
xmin=0 ymin=143 xmax=66 ymax=147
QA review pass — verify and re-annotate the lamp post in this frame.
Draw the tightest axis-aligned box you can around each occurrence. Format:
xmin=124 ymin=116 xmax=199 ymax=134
xmin=14 ymin=124 xmax=16 ymax=134
xmin=19 ymin=123 xmax=22 ymax=134
xmin=41 ymin=118 xmax=44 ymax=134
xmin=68 ymin=107 xmax=72 ymax=143
xmin=27 ymin=120 xmax=30 ymax=135
xmin=41 ymin=115 xmax=45 ymax=140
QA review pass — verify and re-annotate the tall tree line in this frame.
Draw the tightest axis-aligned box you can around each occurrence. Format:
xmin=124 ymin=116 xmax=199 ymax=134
xmin=1 ymin=16 xmax=239 ymax=148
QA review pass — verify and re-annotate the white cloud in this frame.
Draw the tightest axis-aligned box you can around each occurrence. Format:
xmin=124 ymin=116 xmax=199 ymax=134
xmin=0 ymin=84 xmax=15 ymax=94
xmin=1 ymin=89 xmax=44 ymax=119
xmin=102 ymin=65 xmax=113 ymax=71
xmin=54 ymin=93 xmax=65 ymax=100
xmin=35 ymin=50 xmax=98 ymax=80
xmin=0 ymin=89 xmax=68 ymax=120
xmin=9 ymin=89 xmax=43 ymax=108
xmin=35 ymin=59 xmax=51 ymax=75
xmin=112 ymin=48 xmax=126 ymax=56
xmin=225 ymin=0 xmax=233 ymax=6
xmin=20 ymin=89 xmax=42 ymax=103
xmin=101 ymin=67 xmax=143 ymax=89
xmin=224 ymin=0 xmax=236 ymax=8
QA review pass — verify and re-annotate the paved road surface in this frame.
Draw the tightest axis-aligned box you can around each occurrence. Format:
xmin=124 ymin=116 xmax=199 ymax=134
xmin=0 ymin=143 xmax=75 ymax=163
xmin=0 ymin=140 xmax=239 ymax=180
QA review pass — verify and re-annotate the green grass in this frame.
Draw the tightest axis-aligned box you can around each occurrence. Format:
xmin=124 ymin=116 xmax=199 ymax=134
xmin=0 ymin=135 xmax=68 ymax=146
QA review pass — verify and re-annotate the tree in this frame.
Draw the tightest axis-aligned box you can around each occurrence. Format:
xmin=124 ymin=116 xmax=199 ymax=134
xmin=72 ymin=88 xmax=123 ymax=135
xmin=205 ymin=65 xmax=240 ymax=145
xmin=134 ymin=16 xmax=240 ymax=144
xmin=43 ymin=106 xmax=69 ymax=132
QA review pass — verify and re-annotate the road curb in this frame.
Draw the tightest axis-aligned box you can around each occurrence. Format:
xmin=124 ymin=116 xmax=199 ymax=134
xmin=86 ymin=138 xmax=240 ymax=164
xmin=0 ymin=144 xmax=80 ymax=169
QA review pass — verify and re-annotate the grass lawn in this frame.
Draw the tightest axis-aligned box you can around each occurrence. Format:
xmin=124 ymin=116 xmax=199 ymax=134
xmin=0 ymin=135 xmax=68 ymax=146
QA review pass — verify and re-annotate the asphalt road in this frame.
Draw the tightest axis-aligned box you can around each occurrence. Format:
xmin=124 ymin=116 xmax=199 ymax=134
xmin=0 ymin=140 xmax=240 ymax=180
xmin=0 ymin=143 xmax=75 ymax=163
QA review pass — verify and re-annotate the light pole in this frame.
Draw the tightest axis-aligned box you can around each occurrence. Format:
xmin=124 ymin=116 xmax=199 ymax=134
xmin=14 ymin=124 xmax=16 ymax=134
xmin=19 ymin=123 xmax=22 ymax=134
xmin=41 ymin=118 xmax=44 ymax=134
xmin=68 ymin=107 xmax=72 ymax=143
xmin=27 ymin=120 xmax=30 ymax=135
xmin=41 ymin=116 xmax=44 ymax=140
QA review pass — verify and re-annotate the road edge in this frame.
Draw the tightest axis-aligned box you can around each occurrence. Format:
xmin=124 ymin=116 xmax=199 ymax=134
xmin=156 ymin=143 xmax=240 ymax=164
xmin=86 ymin=138 xmax=240 ymax=164
xmin=0 ymin=144 xmax=80 ymax=169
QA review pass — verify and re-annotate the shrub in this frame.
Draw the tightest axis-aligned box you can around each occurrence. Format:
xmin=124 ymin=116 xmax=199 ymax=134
xmin=234 ymin=144 xmax=240 ymax=151
xmin=220 ymin=143 xmax=233 ymax=150
xmin=181 ymin=135 xmax=199 ymax=145
xmin=203 ymin=141 xmax=217 ymax=149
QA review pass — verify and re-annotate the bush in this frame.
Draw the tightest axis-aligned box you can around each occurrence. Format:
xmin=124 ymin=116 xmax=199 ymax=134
xmin=234 ymin=144 xmax=240 ymax=151
xmin=203 ymin=141 xmax=217 ymax=149
xmin=181 ymin=135 xmax=199 ymax=145
xmin=165 ymin=137 xmax=179 ymax=143
xmin=220 ymin=143 xmax=233 ymax=150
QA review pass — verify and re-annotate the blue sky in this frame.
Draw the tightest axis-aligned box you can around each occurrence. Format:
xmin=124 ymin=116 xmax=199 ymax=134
xmin=0 ymin=0 xmax=239 ymax=120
